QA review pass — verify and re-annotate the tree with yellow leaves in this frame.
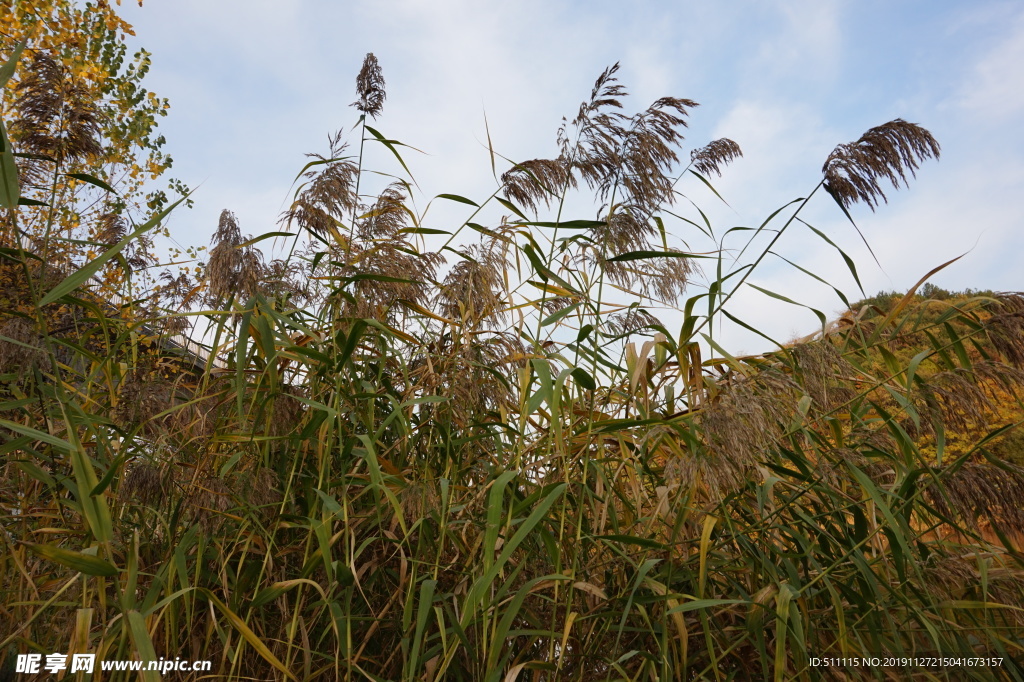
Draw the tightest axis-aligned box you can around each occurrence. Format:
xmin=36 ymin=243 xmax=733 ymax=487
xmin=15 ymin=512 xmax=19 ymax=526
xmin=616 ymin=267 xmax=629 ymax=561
xmin=1 ymin=0 xmax=188 ymax=295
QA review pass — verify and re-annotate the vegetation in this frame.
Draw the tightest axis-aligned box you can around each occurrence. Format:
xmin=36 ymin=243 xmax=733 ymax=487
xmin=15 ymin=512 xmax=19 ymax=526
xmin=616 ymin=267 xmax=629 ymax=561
xmin=2 ymin=22 xmax=1024 ymax=682
xmin=1 ymin=0 xmax=190 ymax=297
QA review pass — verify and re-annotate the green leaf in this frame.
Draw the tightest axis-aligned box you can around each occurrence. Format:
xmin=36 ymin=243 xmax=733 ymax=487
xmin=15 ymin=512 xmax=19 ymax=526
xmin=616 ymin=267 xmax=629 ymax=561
xmin=700 ymin=333 xmax=749 ymax=375
xmin=464 ymin=484 xmax=567 ymax=622
xmin=688 ymin=169 xmax=732 ymax=206
xmin=399 ymin=227 xmax=451 ymax=235
xmin=515 ymin=219 xmax=605 ymax=229
xmin=14 ymin=152 xmax=55 ymax=162
xmin=0 ymin=419 xmax=74 ymax=453
xmin=200 ymin=589 xmax=298 ymax=680
xmin=436 ymin=193 xmax=479 ymax=207
xmin=293 ymin=395 xmax=339 ymax=419
xmin=483 ymin=470 xmax=518 ymax=573
xmin=496 ymin=197 xmax=528 ymax=221
xmin=540 ymin=300 xmax=582 ymax=327
xmin=364 ymin=125 xmax=418 ymax=179
xmin=90 ymin=449 xmax=134 ymax=497
xmin=15 ymin=460 xmax=56 ymax=488
xmin=251 ymin=579 xmax=326 ymax=610
xmin=748 ymin=283 xmax=827 ymax=330
xmin=720 ymin=309 xmax=785 ymax=350
xmin=571 ymin=367 xmax=596 ymax=391
xmin=667 ymin=598 xmax=746 ymax=614
xmin=597 ymin=534 xmax=666 ymax=549
xmin=37 ymin=195 xmax=186 ymax=307
xmin=238 ymin=231 xmax=296 ymax=247
xmin=409 ymin=579 xmax=437 ymax=677
xmin=0 ymin=118 xmax=20 ymax=209
xmin=65 ymin=172 xmax=116 ymax=194
xmin=23 ymin=542 xmax=118 ymax=577
xmin=605 ymin=250 xmax=711 ymax=263
xmin=823 ymin=184 xmax=882 ymax=267
xmin=126 ymin=611 xmax=162 ymax=682
xmin=0 ymin=41 xmax=26 ymax=88
xmin=797 ymin=218 xmax=864 ymax=296
xmin=767 ymin=251 xmax=851 ymax=309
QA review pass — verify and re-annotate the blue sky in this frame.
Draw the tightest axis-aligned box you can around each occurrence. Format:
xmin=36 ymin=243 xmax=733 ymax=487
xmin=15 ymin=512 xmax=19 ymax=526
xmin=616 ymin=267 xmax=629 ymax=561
xmin=118 ymin=0 xmax=1024 ymax=352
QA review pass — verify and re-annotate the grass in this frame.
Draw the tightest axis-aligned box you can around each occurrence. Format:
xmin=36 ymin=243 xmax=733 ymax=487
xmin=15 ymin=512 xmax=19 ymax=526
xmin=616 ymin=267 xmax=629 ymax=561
xmin=2 ymin=50 xmax=1024 ymax=681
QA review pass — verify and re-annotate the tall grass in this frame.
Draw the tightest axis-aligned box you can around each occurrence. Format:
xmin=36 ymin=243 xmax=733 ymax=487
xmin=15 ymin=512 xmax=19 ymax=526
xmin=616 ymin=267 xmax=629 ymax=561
xmin=2 ymin=49 xmax=1024 ymax=681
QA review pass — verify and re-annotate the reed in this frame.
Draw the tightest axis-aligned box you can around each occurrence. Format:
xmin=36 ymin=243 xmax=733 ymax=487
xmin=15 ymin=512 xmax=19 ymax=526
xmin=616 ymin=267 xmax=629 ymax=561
xmin=1 ymin=48 xmax=1023 ymax=682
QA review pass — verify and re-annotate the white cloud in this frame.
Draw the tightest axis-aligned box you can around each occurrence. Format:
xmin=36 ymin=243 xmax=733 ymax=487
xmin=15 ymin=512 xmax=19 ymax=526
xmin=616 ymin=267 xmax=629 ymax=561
xmin=747 ymin=0 xmax=843 ymax=88
xmin=957 ymin=10 xmax=1024 ymax=120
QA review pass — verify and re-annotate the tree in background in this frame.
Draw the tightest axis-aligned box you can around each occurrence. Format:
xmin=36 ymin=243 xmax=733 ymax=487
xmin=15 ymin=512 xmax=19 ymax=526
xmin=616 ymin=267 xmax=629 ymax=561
xmin=0 ymin=0 xmax=191 ymax=296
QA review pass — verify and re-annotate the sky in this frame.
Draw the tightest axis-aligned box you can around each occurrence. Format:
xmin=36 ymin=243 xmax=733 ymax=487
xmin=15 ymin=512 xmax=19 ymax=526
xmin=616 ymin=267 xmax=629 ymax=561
xmin=116 ymin=0 xmax=1024 ymax=354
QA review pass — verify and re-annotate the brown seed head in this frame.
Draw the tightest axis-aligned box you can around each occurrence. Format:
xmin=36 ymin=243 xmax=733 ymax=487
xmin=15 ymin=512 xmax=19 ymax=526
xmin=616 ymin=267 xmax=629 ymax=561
xmin=281 ymin=136 xmax=359 ymax=240
xmin=923 ymin=462 xmax=1024 ymax=536
xmin=501 ymin=158 xmax=573 ymax=213
xmin=352 ymin=53 xmax=386 ymax=119
xmin=0 ymin=317 xmax=45 ymax=375
xmin=985 ymin=293 xmax=1024 ymax=368
xmin=690 ymin=138 xmax=743 ymax=177
xmin=10 ymin=54 xmax=103 ymax=167
xmin=206 ymin=210 xmax=265 ymax=305
xmin=823 ymin=119 xmax=940 ymax=211
xmin=439 ymin=238 xmax=508 ymax=327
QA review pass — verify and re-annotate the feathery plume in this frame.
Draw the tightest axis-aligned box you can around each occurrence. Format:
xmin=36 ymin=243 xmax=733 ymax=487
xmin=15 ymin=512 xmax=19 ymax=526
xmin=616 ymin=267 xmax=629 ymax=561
xmin=10 ymin=54 xmax=102 ymax=168
xmin=501 ymin=158 xmax=573 ymax=213
xmin=923 ymin=462 xmax=1024 ymax=536
xmin=606 ymin=308 xmax=662 ymax=337
xmin=690 ymin=138 xmax=743 ymax=177
xmin=332 ymin=185 xmax=443 ymax=322
xmin=0 ymin=317 xmax=45 ymax=376
xmin=358 ymin=184 xmax=411 ymax=239
xmin=788 ymin=340 xmax=856 ymax=411
xmin=281 ymin=135 xmax=359 ymax=240
xmin=206 ymin=210 xmax=264 ymax=305
xmin=570 ymin=68 xmax=698 ymax=214
xmin=352 ymin=53 xmax=386 ymax=119
xmin=823 ymin=119 xmax=940 ymax=211
xmin=985 ymin=293 xmax=1024 ymax=368
xmin=588 ymin=206 xmax=693 ymax=301
xmin=439 ymin=236 xmax=508 ymax=327
xmin=119 ymin=457 xmax=169 ymax=506
xmin=667 ymin=370 xmax=798 ymax=502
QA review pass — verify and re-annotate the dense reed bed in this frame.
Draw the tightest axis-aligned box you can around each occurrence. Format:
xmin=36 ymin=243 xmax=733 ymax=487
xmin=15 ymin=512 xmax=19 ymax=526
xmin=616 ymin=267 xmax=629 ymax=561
xmin=2 ymin=45 xmax=1024 ymax=681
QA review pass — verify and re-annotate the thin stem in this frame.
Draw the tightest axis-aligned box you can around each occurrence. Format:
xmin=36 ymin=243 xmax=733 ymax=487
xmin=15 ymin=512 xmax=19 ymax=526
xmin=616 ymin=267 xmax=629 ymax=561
xmin=690 ymin=180 xmax=825 ymax=343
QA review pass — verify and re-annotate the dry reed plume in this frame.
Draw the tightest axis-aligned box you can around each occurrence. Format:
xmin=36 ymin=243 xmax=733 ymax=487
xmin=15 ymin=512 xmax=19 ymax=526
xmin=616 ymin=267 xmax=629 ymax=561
xmin=823 ymin=118 xmax=941 ymax=210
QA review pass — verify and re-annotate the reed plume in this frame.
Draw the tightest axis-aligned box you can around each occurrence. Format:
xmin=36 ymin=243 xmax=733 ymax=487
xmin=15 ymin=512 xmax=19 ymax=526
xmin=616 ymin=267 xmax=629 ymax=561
xmin=568 ymin=64 xmax=698 ymax=215
xmin=9 ymin=53 xmax=102 ymax=169
xmin=690 ymin=138 xmax=743 ymax=177
xmin=923 ymin=462 xmax=1024 ymax=536
xmin=501 ymin=158 xmax=573 ymax=213
xmin=281 ymin=134 xmax=359 ymax=240
xmin=336 ymin=185 xmax=443 ymax=322
xmin=352 ymin=52 xmax=386 ymax=119
xmin=823 ymin=119 xmax=940 ymax=210
xmin=985 ymin=292 xmax=1024 ymax=368
xmin=439 ymin=232 xmax=509 ymax=327
xmin=206 ymin=209 xmax=264 ymax=305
